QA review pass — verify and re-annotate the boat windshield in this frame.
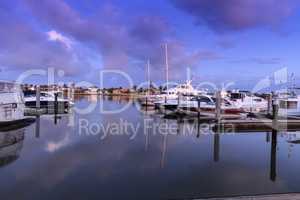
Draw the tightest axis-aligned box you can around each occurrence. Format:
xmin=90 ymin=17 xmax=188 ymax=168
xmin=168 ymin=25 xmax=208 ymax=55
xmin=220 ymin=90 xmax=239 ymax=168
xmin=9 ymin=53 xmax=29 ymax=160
xmin=230 ymin=93 xmax=244 ymax=99
xmin=212 ymin=97 xmax=232 ymax=106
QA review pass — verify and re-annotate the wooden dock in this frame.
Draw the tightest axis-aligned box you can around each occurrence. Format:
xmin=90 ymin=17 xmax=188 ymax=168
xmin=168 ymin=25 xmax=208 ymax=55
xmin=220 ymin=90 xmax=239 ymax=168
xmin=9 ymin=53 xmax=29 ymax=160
xmin=198 ymin=193 xmax=300 ymax=200
xmin=162 ymin=107 xmax=300 ymax=132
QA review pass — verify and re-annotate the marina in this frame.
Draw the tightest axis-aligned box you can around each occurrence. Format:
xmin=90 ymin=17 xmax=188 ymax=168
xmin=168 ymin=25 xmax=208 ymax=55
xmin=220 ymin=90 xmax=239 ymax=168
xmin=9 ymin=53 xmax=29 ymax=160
xmin=2 ymin=0 xmax=300 ymax=199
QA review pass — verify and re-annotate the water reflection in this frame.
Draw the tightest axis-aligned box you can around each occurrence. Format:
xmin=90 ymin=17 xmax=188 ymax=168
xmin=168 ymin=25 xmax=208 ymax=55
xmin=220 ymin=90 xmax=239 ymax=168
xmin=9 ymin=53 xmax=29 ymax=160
xmin=0 ymin=128 xmax=24 ymax=168
xmin=270 ymin=129 xmax=277 ymax=182
xmin=1 ymin=97 xmax=300 ymax=199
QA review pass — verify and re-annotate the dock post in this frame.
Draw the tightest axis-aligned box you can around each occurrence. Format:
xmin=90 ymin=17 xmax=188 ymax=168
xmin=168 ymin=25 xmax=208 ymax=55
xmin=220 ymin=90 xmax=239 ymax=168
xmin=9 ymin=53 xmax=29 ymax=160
xmin=272 ymin=97 xmax=279 ymax=130
xmin=216 ymin=91 xmax=221 ymax=123
xmin=36 ymin=85 xmax=40 ymax=109
xmin=197 ymin=97 xmax=201 ymax=119
xmin=267 ymin=93 xmax=272 ymax=116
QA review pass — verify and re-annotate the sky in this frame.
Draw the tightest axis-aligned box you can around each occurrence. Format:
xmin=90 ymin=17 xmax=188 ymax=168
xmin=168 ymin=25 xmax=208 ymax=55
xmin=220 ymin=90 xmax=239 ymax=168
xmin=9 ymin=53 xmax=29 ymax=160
xmin=0 ymin=0 xmax=300 ymax=89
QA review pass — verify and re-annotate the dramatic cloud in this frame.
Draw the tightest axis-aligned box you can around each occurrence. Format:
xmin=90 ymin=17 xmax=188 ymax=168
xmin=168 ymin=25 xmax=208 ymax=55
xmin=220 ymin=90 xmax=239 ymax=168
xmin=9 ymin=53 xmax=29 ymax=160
xmin=171 ymin=0 xmax=299 ymax=32
xmin=23 ymin=0 xmax=217 ymax=75
xmin=0 ymin=1 xmax=96 ymax=76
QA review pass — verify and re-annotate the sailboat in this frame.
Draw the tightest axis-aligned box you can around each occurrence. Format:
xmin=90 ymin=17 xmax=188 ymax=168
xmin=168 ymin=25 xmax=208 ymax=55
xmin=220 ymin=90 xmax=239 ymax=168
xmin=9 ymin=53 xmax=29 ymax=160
xmin=140 ymin=60 xmax=156 ymax=107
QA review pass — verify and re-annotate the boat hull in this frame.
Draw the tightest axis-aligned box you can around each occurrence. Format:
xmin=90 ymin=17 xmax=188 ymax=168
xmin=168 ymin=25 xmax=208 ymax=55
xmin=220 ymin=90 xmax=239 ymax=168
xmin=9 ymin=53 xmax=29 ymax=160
xmin=25 ymin=101 xmax=70 ymax=109
xmin=0 ymin=118 xmax=36 ymax=132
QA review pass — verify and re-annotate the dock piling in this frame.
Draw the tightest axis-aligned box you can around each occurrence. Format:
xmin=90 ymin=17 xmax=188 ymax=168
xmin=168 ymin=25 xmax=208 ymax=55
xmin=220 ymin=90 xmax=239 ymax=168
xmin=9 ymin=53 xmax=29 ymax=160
xmin=36 ymin=86 xmax=40 ymax=109
xmin=216 ymin=91 xmax=222 ymax=122
xmin=272 ymin=98 xmax=279 ymax=129
xmin=267 ymin=93 xmax=273 ymax=115
xmin=197 ymin=97 xmax=201 ymax=119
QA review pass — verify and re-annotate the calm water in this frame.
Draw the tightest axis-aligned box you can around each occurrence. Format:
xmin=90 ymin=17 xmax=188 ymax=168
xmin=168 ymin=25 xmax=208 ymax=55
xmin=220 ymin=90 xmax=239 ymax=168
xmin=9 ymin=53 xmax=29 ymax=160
xmin=1 ymin=96 xmax=300 ymax=199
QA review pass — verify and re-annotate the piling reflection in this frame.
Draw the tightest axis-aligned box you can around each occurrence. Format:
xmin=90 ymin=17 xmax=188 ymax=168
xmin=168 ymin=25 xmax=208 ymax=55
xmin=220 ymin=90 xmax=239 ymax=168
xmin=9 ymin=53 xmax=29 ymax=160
xmin=270 ymin=129 xmax=277 ymax=182
xmin=141 ymin=112 xmax=295 ymax=183
xmin=214 ymin=133 xmax=220 ymax=162
xmin=35 ymin=116 xmax=40 ymax=138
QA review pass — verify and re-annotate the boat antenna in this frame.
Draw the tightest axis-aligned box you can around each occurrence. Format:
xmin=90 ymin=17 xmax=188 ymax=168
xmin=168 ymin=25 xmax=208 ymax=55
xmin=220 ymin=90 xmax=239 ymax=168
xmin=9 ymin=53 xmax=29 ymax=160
xmin=165 ymin=43 xmax=169 ymax=91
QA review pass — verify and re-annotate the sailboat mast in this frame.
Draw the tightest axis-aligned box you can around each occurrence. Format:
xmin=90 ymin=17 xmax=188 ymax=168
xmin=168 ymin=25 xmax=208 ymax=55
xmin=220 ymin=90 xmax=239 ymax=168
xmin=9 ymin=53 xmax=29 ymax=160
xmin=165 ymin=43 xmax=169 ymax=91
xmin=147 ymin=59 xmax=150 ymax=95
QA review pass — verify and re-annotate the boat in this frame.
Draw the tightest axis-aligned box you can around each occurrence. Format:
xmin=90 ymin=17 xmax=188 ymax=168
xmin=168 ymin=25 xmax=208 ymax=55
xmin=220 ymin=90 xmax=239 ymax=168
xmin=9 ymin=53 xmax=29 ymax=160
xmin=24 ymin=90 xmax=74 ymax=110
xmin=153 ymin=81 xmax=207 ymax=110
xmin=227 ymin=90 xmax=268 ymax=113
xmin=0 ymin=81 xmax=31 ymax=126
xmin=141 ymin=44 xmax=206 ymax=110
xmin=276 ymin=92 xmax=300 ymax=117
xmin=178 ymin=94 xmax=242 ymax=114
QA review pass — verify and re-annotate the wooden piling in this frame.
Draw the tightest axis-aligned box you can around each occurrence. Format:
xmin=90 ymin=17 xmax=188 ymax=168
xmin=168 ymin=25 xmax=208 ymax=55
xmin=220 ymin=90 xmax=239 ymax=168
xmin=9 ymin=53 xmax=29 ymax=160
xmin=267 ymin=93 xmax=272 ymax=115
xmin=36 ymin=85 xmax=40 ymax=109
xmin=216 ymin=91 xmax=222 ymax=122
xmin=197 ymin=97 xmax=201 ymax=119
xmin=272 ymin=98 xmax=279 ymax=130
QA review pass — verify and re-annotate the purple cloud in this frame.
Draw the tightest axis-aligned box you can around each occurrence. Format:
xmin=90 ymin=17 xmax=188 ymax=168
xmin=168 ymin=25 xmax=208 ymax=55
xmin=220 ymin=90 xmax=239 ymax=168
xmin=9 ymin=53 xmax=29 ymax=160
xmin=0 ymin=1 xmax=98 ymax=77
xmin=23 ymin=0 xmax=219 ymax=75
xmin=171 ymin=0 xmax=299 ymax=32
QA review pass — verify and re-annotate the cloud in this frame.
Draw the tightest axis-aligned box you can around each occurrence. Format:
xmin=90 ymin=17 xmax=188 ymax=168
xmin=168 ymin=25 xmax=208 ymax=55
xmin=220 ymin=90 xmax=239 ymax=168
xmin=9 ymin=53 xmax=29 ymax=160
xmin=230 ymin=57 xmax=282 ymax=65
xmin=47 ymin=30 xmax=73 ymax=50
xmin=0 ymin=0 xmax=222 ymax=83
xmin=0 ymin=1 xmax=96 ymax=77
xmin=23 ymin=0 xmax=218 ymax=77
xmin=170 ymin=0 xmax=299 ymax=32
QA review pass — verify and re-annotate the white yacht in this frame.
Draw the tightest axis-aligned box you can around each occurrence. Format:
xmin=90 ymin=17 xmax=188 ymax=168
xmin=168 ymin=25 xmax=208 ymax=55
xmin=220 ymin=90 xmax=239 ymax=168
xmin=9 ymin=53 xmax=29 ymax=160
xmin=227 ymin=91 xmax=268 ymax=113
xmin=24 ymin=91 xmax=74 ymax=109
xmin=153 ymin=81 xmax=207 ymax=109
xmin=178 ymin=94 xmax=242 ymax=114
xmin=276 ymin=92 xmax=300 ymax=117
xmin=0 ymin=81 xmax=26 ymax=125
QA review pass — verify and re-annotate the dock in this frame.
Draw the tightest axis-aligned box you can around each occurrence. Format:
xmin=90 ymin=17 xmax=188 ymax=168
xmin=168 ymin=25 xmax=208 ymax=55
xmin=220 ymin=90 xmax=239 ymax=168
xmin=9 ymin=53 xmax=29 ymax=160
xmin=198 ymin=193 xmax=300 ymax=200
